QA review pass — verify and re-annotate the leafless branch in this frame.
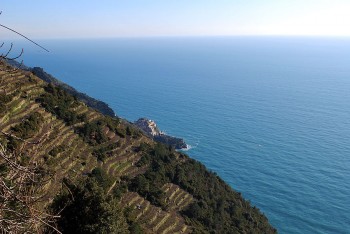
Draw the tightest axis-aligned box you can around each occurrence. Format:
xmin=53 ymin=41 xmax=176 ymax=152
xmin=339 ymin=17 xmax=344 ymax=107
xmin=0 ymin=10 xmax=49 ymax=72
xmin=0 ymin=143 xmax=61 ymax=233
xmin=0 ymin=24 xmax=49 ymax=52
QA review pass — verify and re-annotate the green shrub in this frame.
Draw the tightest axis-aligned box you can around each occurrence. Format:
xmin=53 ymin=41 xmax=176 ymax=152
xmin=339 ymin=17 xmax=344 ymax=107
xmin=51 ymin=177 xmax=129 ymax=234
xmin=37 ymin=84 xmax=85 ymax=125
xmin=11 ymin=112 xmax=43 ymax=139
xmin=78 ymin=121 xmax=108 ymax=145
xmin=49 ymin=145 xmax=65 ymax=157
xmin=90 ymin=167 xmax=113 ymax=190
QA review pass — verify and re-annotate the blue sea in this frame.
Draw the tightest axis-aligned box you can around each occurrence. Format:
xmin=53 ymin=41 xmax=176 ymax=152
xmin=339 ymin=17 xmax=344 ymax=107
xmin=16 ymin=37 xmax=350 ymax=233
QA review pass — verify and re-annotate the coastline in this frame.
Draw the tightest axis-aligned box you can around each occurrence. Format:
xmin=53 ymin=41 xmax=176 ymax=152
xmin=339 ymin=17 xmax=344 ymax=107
xmin=7 ymin=61 xmax=191 ymax=151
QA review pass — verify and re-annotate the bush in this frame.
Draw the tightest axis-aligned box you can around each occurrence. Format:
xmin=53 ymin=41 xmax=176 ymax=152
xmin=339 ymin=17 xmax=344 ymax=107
xmin=37 ymin=84 xmax=85 ymax=125
xmin=90 ymin=167 xmax=113 ymax=190
xmin=78 ymin=121 xmax=108 ymax=145
xmin=11 ymin=112 xmax=43 ymax=139
xmin=48 ymin=145 xmax=65 ymax=157
xmin=51 ymin=178 xmax=129 ymax=234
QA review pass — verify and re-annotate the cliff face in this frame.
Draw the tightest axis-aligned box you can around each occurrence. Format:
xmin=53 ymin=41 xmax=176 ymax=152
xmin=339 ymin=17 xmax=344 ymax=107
xmin=0 ymin=61 xmax=276 ymax=233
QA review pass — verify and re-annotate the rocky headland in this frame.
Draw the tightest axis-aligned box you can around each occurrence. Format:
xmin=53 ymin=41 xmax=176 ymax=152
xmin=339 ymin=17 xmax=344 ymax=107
xmin=134 ymin=118 xmax=188 ymax=150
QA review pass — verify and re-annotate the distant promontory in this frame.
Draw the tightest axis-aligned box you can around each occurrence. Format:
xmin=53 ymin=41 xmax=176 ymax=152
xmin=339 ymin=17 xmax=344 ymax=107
xmin=134 ymin=118 xmax=188 ymax=150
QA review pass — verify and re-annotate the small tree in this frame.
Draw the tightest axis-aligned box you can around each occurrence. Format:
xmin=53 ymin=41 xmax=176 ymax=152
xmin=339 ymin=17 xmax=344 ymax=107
xmin=51 ymin=178 xmax=129 ymax=234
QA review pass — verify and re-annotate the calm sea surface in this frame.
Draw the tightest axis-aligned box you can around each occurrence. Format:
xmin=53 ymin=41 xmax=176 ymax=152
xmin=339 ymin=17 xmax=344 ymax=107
xmin=18 ymin=37 xmax=350 ymax=233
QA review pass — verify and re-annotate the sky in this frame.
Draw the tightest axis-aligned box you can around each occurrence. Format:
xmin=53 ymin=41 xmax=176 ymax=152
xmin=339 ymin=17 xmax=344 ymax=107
xmin=1 ymin=0 xmax=350 ymax=39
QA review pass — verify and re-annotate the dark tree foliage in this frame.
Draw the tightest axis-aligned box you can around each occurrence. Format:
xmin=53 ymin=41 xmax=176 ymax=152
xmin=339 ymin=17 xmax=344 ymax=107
xmin=78 ymin=120 xmax=108 ymax=145
xmin=48 ymin=145 xmax=65 ymax=157
xmin=128 ymin=144 xmax=176 ymax=207
xmin=51 ymin=178 xmax=129 ymax=234
xmin=5 ymin=135 xmax=21 ymax=152
xmin=11 ymin=112 xmax=44 ymax=138
xmin=128 ymin=223 xmax=143 ymax=234
xmin=128 ymin=143 xmax=276 ymax=234
xmin=93 ymin=142 xmax=119 ymax=162
xmin=177 ymin=160 xmax=277 ymax=233
xmin=0 ymin=91 xmax=17 ymax=103
xmin=129 ymin=174 xmax=165 ymax=207
xmin=126 ymin=126 xmax=133 ymax=136
xmin=104 ymin=116 xmax=121 ymax=132
xmin=90 ymin=167 xmax=114 ymax=190
xmin=37 ymin=84 xmax=86 ymax=125
xmin=78 ymin=117 xmax=127 ymax=146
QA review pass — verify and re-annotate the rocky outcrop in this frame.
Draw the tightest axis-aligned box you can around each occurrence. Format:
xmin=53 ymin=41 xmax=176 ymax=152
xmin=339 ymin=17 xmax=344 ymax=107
xmin=134 ymin=118 xmax=161 ymax=136
xmin=134 ymin=118 xmax=187 ymax=149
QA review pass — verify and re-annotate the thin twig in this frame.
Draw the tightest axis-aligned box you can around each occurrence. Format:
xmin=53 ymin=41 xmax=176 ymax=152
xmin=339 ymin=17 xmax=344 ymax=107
xmin=0 ymin=24 xmax=49 ymax=52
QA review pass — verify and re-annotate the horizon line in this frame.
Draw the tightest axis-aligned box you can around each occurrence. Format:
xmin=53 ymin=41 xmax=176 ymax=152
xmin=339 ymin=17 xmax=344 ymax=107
xmin=13 ymin=34 xmax=350 ymax=40
xmin=3 ymin=34 xmax=350 ymax=41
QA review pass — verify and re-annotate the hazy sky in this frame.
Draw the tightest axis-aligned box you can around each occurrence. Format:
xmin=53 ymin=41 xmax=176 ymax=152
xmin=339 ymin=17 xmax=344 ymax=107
xmin=1 ymin=0 xmax=350 ymax=38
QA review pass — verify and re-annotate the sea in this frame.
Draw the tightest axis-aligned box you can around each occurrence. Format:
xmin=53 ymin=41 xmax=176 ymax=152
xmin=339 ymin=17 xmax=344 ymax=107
xmin=12 ymin=37 xmax=350 ymax=233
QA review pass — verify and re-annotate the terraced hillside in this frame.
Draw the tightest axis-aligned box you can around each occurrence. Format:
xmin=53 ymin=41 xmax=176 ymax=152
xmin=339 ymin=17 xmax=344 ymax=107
xmin=0 ymin=61 xmax=276 ymax=233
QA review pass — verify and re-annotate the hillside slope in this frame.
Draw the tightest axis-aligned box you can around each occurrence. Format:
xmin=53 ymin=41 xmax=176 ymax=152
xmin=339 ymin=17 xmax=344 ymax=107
xmin=5 ymin=59 xmax=115 ymax=117
xmin=0 ymin=61 xmax=276 ymax=233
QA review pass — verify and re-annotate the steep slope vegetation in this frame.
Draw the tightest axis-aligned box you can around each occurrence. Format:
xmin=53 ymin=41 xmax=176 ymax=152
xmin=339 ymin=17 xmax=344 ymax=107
xmin=0 ymin=61 xmax=276 ymax=233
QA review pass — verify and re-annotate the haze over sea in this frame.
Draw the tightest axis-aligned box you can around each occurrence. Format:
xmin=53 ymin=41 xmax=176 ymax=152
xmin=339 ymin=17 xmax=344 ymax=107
xmin=20 ymin=37 xmax=349 ymax=233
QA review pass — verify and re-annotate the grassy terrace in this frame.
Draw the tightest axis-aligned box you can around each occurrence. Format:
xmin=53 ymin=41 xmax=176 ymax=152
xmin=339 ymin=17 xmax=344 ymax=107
xmin=102 ymin=139 xmax=146 ymax=174
xmin=162 ymin=183 xmax=194 ymax=212
xmin=120 ymin=192 xmax=189 ymax=234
